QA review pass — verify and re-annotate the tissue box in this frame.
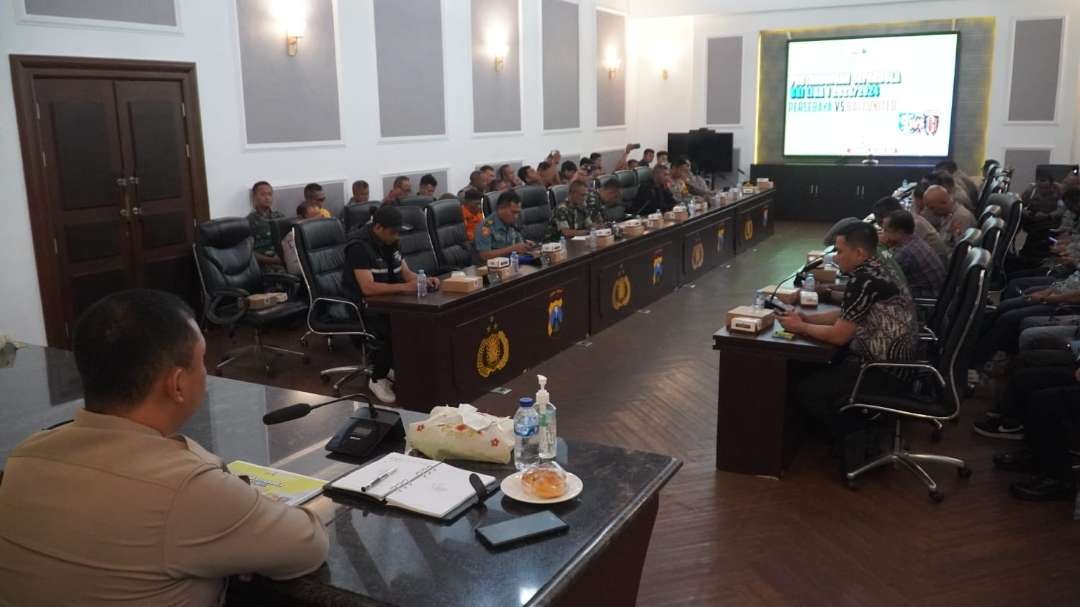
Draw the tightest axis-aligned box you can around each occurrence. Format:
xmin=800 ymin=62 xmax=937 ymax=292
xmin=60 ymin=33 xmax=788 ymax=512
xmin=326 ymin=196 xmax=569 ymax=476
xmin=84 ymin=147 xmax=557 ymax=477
xmin=442 ymin=274 xmax=483 ymax=293
xmin=807 ymin=250 xmax=827 ymax=264
xmin=541 ymin=242 xmax=568 ymax=262
xmin=812 ymin=266 xmax=839 ymax=284
xmin=594 ymin=228 xmax=615 ymax=247
xmin=800 ymin=290 xmax=819 ymax=307
xmin=406 ymin=405 xmax=514 ymax=464
xmin=672 ymin=206 xmax=690 ymax=221
xmin=247 ymin=292 xmax=287 ymax=310
xmin=646 ymin=214 xmax=664 ymax=229
xmin=761 ymin=285 xmax=799 ymax=305
xmin=726 ymin=305 xmax=775 ymax=330
xmin=619 ymin=219 xmax=644 ymax=238
xmin=486 ymin=257 xmax=510 ymax=270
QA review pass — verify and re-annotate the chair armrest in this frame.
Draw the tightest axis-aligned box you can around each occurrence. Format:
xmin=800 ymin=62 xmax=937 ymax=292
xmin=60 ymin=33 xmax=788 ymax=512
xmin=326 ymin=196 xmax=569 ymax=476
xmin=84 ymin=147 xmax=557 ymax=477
xmin=262 ymin=272 xmax=301 ymax=299
xmin=849 ymin=360 xmax=945 ymax=405
xmin=310 ymin=297 xmax=378 ymax=341
xmin=913 ymin=297 xmax=937 ymax=307
xmin=206 ymin=288 xmax=250 ymax=326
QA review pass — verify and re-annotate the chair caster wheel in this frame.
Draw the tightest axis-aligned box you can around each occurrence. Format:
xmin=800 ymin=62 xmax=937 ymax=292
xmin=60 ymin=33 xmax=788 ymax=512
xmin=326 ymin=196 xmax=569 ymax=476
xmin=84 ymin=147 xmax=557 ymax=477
xmin=957 ymin=466 xmax=973 ymax=479
xmin=929 ymin=490 xmax=944 ymax=503
xmin=302 ymin=355 xmax=311 ymax=365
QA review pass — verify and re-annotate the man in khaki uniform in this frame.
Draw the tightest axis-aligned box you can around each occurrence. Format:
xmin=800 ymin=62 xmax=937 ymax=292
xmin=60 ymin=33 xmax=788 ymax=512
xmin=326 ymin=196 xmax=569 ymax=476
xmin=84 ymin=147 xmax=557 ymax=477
xmin=0 ymin=290 xmax=333 ymax=606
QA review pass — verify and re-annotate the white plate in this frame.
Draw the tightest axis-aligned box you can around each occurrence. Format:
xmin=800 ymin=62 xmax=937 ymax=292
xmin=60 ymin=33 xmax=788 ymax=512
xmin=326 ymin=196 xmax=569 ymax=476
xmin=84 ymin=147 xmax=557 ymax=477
xmin=500 ymin=471 xmax=583 ymax=504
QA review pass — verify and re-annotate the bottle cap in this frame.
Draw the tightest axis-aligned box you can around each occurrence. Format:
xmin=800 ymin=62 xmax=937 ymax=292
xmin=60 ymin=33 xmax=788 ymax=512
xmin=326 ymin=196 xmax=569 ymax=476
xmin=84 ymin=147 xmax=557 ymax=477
xmin=518 ymin=397 xmax=535 ymax=408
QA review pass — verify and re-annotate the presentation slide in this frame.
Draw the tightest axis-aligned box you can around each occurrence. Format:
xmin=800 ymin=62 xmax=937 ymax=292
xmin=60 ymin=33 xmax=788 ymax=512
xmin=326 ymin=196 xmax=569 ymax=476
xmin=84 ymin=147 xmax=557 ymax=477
xmin=783 ymin=33 xmax=959 ymax=157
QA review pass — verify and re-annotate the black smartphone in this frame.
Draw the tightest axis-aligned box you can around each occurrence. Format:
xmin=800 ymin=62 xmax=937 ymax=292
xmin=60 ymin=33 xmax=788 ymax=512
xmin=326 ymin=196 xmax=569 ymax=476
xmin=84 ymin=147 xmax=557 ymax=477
xmin=476 ymin=511 xmax=569 ymax=549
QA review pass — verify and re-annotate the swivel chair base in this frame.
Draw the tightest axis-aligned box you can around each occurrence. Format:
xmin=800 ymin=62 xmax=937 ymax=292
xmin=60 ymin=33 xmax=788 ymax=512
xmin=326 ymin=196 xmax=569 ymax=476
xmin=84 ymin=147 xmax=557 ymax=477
xmin=217 ymin=329 xmax=310 ymax=377
xmin=320 ymin=365 xmax=372 ymax=397
xmin=845 ymin=418 xmax=972 ymax=503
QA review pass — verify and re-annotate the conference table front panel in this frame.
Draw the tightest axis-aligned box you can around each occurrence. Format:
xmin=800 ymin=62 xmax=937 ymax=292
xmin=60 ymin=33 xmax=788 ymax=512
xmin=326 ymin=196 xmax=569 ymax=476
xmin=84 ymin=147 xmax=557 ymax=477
xmin=734 ymin=195 xmax=776 ymax=253
xmin=590 ymin=236 xmax=680 ymax=333
xmin=681 ymin=210 xmax=736 ymax=283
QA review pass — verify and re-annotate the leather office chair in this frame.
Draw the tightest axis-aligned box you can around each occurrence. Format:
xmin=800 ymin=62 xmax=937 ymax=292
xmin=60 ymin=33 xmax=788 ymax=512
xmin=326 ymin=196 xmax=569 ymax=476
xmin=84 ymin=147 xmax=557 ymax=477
xmin=550 ymin=185 xmax=569 ymax=208
xmin=977 ymin=216 xmax=1009 ymax=293
xmin=615 ymin=169 xmax=638 ymax=204
xmin=398 ymin=206 xmax=440 ymax=275
xmin=634 ymin=166 xmax=653 ymax=189
xmin=918 ymin=227 xmax=980 ymax=345
xmin=841 ymin=247 xmax=990 ymax=502
xmin=399 ymin=195 xmax=435 ymax=209
xmin=482 ymin=191 xmax=500 ymax=217
xmin=596 ymin=174 xmax=618 ymax=189
xmin=429 ymin=198 xmax=472 ymax=270
xmin=991 ymin=193 xmax=1023 ymax=257
xmin=293 ymin=218 xmax=379 ymax=396
xmin=193 ymin=218 xmax=309 ymax=376
xmin=270 ymin=216 xmax=304 ymax=270
xmin=343 ymin=201 xmax=379 ymax=234
xmin=515 ymin=185 xmax=553 ymax=243
xmin=975 ymin=204 xmax=1001 ymax=228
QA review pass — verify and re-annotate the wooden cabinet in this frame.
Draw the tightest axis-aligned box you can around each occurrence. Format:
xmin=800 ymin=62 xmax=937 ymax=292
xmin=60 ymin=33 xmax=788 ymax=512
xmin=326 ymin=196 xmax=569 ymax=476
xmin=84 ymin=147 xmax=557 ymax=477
xmin=751 ymin=164 xmax=933 ymax=221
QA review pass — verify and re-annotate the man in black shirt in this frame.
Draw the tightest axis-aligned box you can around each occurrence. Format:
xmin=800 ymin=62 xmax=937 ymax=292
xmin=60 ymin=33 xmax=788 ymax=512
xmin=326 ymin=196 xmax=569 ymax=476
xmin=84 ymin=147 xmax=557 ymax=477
xmin=341 ymin=206 xmax=440 ymax=403
xmin=631 ymin=164 xmax=677 ymax=215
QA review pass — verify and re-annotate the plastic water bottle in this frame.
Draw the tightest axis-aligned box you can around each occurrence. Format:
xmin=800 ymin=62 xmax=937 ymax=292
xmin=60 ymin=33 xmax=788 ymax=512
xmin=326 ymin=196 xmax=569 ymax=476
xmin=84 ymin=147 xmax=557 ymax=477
xmin=559 ymin=235 xmax=567 ymax=252
xmin=588 ymin=229 xmax=597 ymax=250
xmin=803 ymin=273 xmax=816 ymax=293
xmin=416 ymin=270 xmax=427 ymax=298
xmin=753 ymin=290 xmax=765 ymax=310
xmin=510 ymin=251 xmax=520 ymax=274
xmin=513 ymin=397 xmax=541 ymax=471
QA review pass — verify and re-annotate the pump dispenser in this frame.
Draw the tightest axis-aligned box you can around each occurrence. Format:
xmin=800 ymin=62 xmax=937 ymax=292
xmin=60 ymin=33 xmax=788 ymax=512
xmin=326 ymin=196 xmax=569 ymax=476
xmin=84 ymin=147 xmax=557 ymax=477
xmin=536 ymin=375 xmax=557 ymax=460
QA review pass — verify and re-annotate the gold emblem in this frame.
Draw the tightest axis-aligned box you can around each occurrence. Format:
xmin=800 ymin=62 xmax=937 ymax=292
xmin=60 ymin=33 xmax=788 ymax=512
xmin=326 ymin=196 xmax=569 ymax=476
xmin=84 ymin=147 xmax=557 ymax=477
xmin=691 ymin=240 xmax=705 ymax=270
xmin=743 ymin=218 xmax=753 ymax=242
xmin=476 ymin=317 xmax=510 ymax=378
xmin=612 ymin=269 xmax=632 ymax=310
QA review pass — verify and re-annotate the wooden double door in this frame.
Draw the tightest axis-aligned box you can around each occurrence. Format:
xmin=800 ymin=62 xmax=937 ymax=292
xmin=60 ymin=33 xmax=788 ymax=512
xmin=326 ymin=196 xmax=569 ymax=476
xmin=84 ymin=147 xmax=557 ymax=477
xmin=13 ymin=56 xmax=209 ymax=346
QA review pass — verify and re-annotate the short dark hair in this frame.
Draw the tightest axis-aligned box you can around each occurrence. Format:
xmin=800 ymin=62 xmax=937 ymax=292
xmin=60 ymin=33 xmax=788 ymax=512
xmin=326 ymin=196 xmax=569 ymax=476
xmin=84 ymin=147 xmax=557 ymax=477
xmin=74 ymin=289 xmax=197 ymax=412
xmin=934 ymin=159 xmax=958 ymax=173
xmin=352 ymin=179 xmax=369 ymax=190
xmin=392 ymin=175 xmax=410 ymax=190
xmin=884 ymin=209 xmax=915 ymax=235
xmin=589 ymin=152 xmax=602 ymax=161
xmin=462 ymin=188 xmax=483 ymax=201
xmin=643 ymin=148 xmax=655 ymax=155
xmin=836 ymin=221 xmax=879 ymax=254
xmin=560 ymin=160 xmax=577 ymax=174
xmin=872 ymin=196 xmax=902 ymax=219
xmin=419 ymin=173 xmax=438 ymax=188
xmin=479 ymin=165 xmax=494 ymax=173
xmin=373 ymin=205 xmax=404 ymax=229
xmin=657 ymin=150 xmax=669 ymax=157
xmin=498 ymin=164 xmax=512 ymax=177
xmin=303 ymin=183 xmax=323 ymax=197
xmin=538 ymin=161 xmax=552 ymax=172
xmin=517 ymin=166 xmax=531 ymax=181
xmin=496 ymin=190 xmax=520 ymax=209
xmin=469 ymin=170 xmax=483 ymax=184
xmin=926 ymin=170 xmax=955 ymax=191
xmin=569 ymin=180 xmax=587 ymax=192
xmin=251 ymin=180 xmax=272 ymax=194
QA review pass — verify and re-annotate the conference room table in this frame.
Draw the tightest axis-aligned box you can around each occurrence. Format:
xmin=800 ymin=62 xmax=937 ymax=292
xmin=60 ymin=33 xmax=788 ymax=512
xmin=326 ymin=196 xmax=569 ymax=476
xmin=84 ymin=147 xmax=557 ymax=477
xmin=366 ymin=189 xmax=776 ymax=410
xmin=0 ymin=343 xmax=682 ymax=607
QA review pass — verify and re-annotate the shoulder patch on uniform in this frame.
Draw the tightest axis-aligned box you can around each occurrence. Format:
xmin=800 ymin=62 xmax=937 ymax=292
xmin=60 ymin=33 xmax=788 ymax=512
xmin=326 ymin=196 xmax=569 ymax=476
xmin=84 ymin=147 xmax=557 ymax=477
xmin=482 ymin=226 xmax=492 ymax=236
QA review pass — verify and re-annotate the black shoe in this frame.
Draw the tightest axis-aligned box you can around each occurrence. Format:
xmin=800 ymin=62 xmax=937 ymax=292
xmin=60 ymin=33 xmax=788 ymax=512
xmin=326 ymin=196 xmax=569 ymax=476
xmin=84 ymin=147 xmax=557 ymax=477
xmin=1009 ymin=476 xmax=1077 ymax=502
xmin=993 ymin=449 xmax=1037 ymax=472
xmin=973 ymin=416 xmax=1024 ymax=440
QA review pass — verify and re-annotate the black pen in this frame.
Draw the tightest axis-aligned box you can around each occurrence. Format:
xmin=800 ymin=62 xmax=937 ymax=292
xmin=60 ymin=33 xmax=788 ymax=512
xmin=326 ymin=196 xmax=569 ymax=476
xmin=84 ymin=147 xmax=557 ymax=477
xmin=361 ymin=467 xmax=397 ymax=493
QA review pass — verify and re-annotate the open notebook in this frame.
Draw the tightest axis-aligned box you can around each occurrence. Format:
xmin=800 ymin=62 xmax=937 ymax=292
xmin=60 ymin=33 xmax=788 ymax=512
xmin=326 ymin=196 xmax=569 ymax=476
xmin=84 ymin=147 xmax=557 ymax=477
xmin=326 ymin=452 xmax=497 ymax=520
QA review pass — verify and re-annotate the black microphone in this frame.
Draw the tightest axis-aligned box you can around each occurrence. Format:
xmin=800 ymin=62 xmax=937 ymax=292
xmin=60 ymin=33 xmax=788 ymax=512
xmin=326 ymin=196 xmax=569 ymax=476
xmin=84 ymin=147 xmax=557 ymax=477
xmin=763 ymin=248 xmax=833 ymax=312
xmin=262 ymin=393 xmax=370 ymax=425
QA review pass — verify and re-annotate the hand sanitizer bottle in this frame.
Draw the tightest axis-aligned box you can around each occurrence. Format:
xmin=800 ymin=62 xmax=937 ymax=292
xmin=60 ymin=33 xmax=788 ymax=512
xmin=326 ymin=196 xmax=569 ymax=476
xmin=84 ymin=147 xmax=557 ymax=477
xmin=536 ymin=375 xmax=557 ymax=461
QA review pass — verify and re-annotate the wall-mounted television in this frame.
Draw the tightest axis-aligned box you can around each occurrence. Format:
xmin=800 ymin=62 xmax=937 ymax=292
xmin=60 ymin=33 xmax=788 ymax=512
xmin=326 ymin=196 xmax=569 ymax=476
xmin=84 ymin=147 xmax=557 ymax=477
xmin=783 ymin=32 xmax=960 ymax=158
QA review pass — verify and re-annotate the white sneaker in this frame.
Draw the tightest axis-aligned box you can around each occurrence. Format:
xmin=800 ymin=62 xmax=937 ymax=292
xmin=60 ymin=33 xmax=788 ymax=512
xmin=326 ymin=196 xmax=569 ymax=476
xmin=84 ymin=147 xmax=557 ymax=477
xmin=387 ymin=369 xmax=395 ymax=383
xmin=369 ymin=378 xmax=397 ymax=403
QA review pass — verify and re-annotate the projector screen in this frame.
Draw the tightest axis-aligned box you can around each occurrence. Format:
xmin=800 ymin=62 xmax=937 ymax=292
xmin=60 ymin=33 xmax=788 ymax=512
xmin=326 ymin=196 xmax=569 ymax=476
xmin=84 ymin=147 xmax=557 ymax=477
xmin=783 ymin=32 xmax=959 ymax=158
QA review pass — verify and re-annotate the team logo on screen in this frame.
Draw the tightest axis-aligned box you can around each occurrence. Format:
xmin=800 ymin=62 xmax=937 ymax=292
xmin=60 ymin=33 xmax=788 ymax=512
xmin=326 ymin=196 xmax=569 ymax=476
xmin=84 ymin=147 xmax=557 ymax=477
xmin=476 ymin=317 xmax=510 ymax=378
xmin=651 ymin=251 xmax=664 ymax=286
xmin=717 ymin=226 xmax=727 ymax=253
xmin=612 ymin=267 xmax=632 ymax=310
xmin=743 ymin=219 xmax=754 ymax=242
xmin=898 ymin=112 xmax=940 ymax=136
xmin=546 ymin=289 xmax=564 ymax=337
xmin=691 ymin=241 xmax=705 ymax=271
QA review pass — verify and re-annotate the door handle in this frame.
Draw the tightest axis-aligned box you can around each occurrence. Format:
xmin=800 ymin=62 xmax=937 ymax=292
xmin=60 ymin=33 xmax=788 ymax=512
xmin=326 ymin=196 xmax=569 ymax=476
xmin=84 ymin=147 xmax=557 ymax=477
xmin=119 ymin=207 xmax=130 ymax=219
xmin=131 ymin=206 xmax=142 ymax=217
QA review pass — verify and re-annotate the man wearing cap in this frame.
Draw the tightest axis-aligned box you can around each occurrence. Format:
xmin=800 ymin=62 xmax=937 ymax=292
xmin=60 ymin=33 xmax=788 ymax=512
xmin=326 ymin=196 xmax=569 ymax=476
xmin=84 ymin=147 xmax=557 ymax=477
xmin=475 ymin=190 xmax=534 ymax=261
xmin=341 ymin=206 xmax=440 ymax=403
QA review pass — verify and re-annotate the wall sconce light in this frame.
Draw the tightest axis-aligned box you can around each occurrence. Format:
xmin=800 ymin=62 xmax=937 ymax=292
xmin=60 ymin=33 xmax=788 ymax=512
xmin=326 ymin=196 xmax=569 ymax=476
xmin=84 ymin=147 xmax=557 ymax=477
xmin=654 ymin=41 xmax=677 ymax=81
xmin=273 ymin=0 xmax=306 ymax=57
xmin=603 ymin=47 xmax=622 ymax=80
xmin=485 ymin=27 xmax=510 ymax=72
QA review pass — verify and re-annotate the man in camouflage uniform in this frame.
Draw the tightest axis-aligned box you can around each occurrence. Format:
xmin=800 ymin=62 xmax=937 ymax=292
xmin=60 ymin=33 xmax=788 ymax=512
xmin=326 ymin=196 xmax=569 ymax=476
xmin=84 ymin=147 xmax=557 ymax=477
xmin=545 ymin=181 xmax=604 ymax=242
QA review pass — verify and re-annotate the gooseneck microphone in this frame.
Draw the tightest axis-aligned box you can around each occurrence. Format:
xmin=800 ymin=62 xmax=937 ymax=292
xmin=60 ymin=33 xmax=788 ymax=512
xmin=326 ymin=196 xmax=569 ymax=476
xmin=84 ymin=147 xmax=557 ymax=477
xmin=262 ymin=393 xmax=371 ymax=425
xmin=763 ymin=249 xmax=833 ymax=313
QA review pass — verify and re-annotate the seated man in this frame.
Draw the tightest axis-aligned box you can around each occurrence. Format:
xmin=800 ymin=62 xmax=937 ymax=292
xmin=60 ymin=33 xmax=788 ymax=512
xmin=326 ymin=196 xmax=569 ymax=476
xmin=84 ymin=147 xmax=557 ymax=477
xmin=632 ymin=164 xmax=677 ymax=215
xmin=341 ymin=206 xmax=440 ymax=403
xmin=460 ymin=188 xmax=485 ymax=242
xmin=458 ymin=170 xmax=487 ymax=198
xmin=594 ymin=179 xmax=626 ymax=222
xmin=518 ymin=165 xmax=543 ymax=187
xmin=545 ymin=180 xmax=603 ymax=241
xmin=872 ymin=193 xmax=947 ymax=261
xmin=384 ymin=176 xmax=412 ymax=205
xmin=559 ymin=161 xmax=579 ymax=185
xmin=498 ymin=163 xmax=522 ymax=187
xmin=927 ymin=168 xmax=973 ymax=212
xmin=1018 ymin=170 xmax=1064 ymax=257
xmin=0 ymin=290 xmax=332 ymax=605
xmin=880 ymin=210 xmax=947 ymax=299
xmin=303 ymin=182 xmax=333 ymax=218
xmin=474 ymin=190 xmax=533 ymax=261
xmin=246 ymin=180 xmax=285 ymax=268
xmin=655 ymin=150 xmax=669 ymax=167
xmin=778 ymin=222 xmax=918 ymax=447
xmin=921 ymin=184 xmax=976 ymax=251
xmin=417 ymin=173 xmax=438 ymax=197
xmin=479 ymin=165 xmax=496 ymax=191
xmin=538 ymin=161 xmax=560 ymax=188
xmin=640 ymin=148 xmax=655 ymax=167
xmin=934 ymin=159 xmax=980 ymax=211
xmin=348 ymin=179 xmax=370 ymax=205
xmin=671 ymin=157 xmax=714 ymax=200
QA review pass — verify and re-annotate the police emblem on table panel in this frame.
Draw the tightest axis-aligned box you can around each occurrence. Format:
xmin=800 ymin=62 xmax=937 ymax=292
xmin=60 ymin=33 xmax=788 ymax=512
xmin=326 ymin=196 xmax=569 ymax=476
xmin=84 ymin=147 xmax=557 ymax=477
xmin=743 ymin=218 xmax=753 ymax=242
xmin=717 ymin=226 xmax=726 ymax=254
xmin=691 ymin=240 xmax=705 ymax=271
xmin=612 ymin=267 xmax=632 ymax=311
xmin=547 ymin=289 xmax=564 ymax=337
xmin=476 ymin=317 xmax=510 ymax=378
xmin=651 ymin=251 xmax=664 ymax=286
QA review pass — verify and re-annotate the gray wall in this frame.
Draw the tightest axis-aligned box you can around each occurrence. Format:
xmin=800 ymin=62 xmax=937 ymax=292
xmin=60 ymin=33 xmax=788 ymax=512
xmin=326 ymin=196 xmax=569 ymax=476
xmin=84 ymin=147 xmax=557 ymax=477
xmin=374 ymin=0 xmax=446 ymax=137
xmin=542 ymin=0 xmax=580 ymax=130
xmin=25 ymin=0 xmax=176 ymax=26
xmin=1004 ymin=148 xmax=1052 ymax=191
xmin=596 ymin=10 xmax=626 ymax=128
xmin=273 ymin=181 xmax=347 ymax=217
xmin=381 ymin=170 xmax=451 ymax=199
xmin=236 ymin=0 xmax=341 ymax=144
xmin=1008 ymin=18 xmax=1063 ymax=122
xmin=705 ymin=36 xmax=742 ymax=125
xmin=471 ymin=0 xmax=522 ymax=133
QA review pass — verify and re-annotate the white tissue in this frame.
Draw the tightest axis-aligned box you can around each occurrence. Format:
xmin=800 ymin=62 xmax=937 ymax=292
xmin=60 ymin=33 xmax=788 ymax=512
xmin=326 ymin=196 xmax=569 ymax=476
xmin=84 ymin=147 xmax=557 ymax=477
xmin=458 ymin=403 xmax=492 ymax=431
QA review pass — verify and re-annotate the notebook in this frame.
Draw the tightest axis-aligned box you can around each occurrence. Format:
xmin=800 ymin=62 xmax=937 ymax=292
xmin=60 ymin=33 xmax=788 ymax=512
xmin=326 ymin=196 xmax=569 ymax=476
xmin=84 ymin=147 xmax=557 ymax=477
xmin=227 ymin=460 xmax=327 ymax=507
xmin=325 ymin=452 xmax=497 ymax=520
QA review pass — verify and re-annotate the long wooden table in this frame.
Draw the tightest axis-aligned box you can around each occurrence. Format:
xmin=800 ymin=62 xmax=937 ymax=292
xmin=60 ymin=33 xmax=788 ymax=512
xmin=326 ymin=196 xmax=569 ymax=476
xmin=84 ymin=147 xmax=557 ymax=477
xmin=366 ymin=190 xmax=776 ymax=410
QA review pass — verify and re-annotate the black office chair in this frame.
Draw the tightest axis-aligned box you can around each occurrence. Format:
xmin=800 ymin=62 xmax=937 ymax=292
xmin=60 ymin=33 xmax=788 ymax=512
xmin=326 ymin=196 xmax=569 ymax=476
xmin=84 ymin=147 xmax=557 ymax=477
xmin=293 ymin=218 xmax=379 ymax=396
xmin=343 ymin=201 xmax=379 ymax=234
xmin=193 ymin=217 xmax=309 ymax=376
xmin=550 ymin=185 xmax=569 ymax=208
xmin=399 ymin=195 xmax=435 ymax=209
xmin=515 ymin=185 xmax=553 ymax=243
xmin=269 ymin=216 xmax=304 ymax=270
xmin=918 ymin=227 xmax=980 ymax=346
xmin=977 ymin=215 xmax=1009 ymax=294
xmin=596 ymin=174 xmax=618 ymax=189
xmin=615 ymin=169 xmax=638 ymax=204
xmin=429 ymin=198 xmax=472 ymax=270
xmin=634 ymin=166 xmax=653 ymax=189
xmin=840 ymin=247 xmax=990 ymax=502
xmin=991 ymin=193 xmax=1023 ymax=258
xmin=975 ymin=204 xmax=1001 ymax=228
xmin=398 ymin=206 xmax=440 ymax=275
xmin=482 ymin=191 xmax=500 ymax=217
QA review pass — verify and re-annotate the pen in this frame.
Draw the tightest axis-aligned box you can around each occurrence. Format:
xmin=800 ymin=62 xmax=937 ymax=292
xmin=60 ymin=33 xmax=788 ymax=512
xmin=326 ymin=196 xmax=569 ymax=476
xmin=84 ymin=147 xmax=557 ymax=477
xmin=361 ymin=467 xmax=397 ymax=492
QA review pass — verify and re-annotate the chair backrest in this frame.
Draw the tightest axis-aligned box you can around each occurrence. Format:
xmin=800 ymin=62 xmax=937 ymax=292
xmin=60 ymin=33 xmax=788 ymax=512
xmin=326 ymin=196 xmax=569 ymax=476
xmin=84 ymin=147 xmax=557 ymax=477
xmin=482 ymin=191 xmax=500 ymax=217
xmin=936 ymin=247 xmax=991 ymax=415
xmin=343 ymin=201 xmax=379 ymax=234
xmin=398 ymin=206 xmax=439 ymax=275
xmin=515 ymin=185 xmax=553 ymax=243
xmin=975 ymin=204 xmax=1001 ymax=227
xmin=428 ymin=198 xmax=472 ymax=270
xmin=596 ymin=174 xmax=618 ymax=189
xmin=269 ymin=216 xmax=304 ymax=265
xmin=550 ymin=184 xmax=569 ymax=208
xmin=293 ymin=218 xmax=348 ymax=300
xmin=194 ymin=217 xmax=262 ymax=295
xmin=926 ymin=227 xmax=980 ymax=337
xmin=634 ymin=166 xmax=653 ymax=188
xmin=989 ymin=193 xmax=1023 ymax=254
xmin=615 ymin=170 xmax=638 ymax=203
xmin=978 ymin=216 xmax=1008 ymax=284
xmin=399 ymin=195 xmax=435 ymax=209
